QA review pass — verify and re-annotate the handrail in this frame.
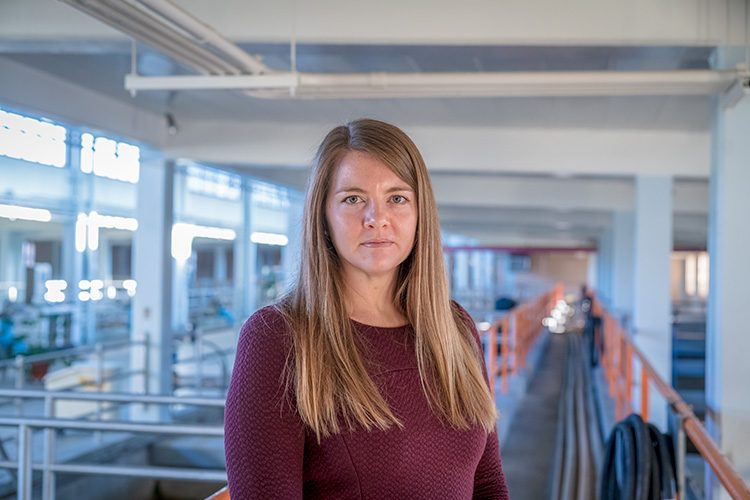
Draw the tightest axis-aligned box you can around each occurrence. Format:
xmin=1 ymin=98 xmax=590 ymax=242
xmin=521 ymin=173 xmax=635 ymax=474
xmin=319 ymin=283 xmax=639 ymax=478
xmin=593 ymin=295 xmax=750 ymax=500
xmin=0 ymin=388 xmax=226 ymax=407
xmin=0 ymin=391 xmax=226 ymax=500
xmin=0 ymin=415 xmax=226 ymax=500
xmin=484 ymin=283 xmax=564 ymax=394
xmin=0 ymin=338 xmax=143 ymax=368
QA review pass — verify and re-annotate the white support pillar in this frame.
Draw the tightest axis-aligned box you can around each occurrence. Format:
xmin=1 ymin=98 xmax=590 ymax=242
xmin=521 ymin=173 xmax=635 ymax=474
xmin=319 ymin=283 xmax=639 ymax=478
xmin=131 ymin=157 xmax=174 ymax=411
xmin=632 ymin=175 xmax=673 ymax=430
xmin=170 ymin=170 xmax=189 ymax=332
xmin=705 ymin=51 xmax=750 ymax=499
xmin=454 ymin=250 xmax=470 ymax=293
xmin=234 ymin=179 xmax=257 ymax=322
xmin=596 ymin=225 xmax=613 ymax=306
xmin=586 ymin=252 xmax=597 ymax=292
xmin=611 ymin=211 xmax=635 ymax=326
xmin=214 ymin=246 xmax=227 ymax=283
xmin=0 ymin=231 xmax=24 ymax=291
xmin=282 ymin=194 xmax=303 ymax=292
xmin=62 ymin=133 xmax=84 ymax=344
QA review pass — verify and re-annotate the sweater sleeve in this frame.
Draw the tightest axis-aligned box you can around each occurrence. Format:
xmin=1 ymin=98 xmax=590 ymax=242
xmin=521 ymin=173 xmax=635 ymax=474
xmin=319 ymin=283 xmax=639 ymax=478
xmin=224 ymin=307 xmax=305 ymax=499
xmin=451 ymin=301 xmax=511 ymax=500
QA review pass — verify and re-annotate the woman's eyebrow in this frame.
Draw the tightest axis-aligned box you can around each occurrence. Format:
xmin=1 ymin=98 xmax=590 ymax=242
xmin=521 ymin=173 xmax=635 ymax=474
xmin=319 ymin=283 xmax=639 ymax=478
xmin=334 ymin=185 xmax=413 ymax=194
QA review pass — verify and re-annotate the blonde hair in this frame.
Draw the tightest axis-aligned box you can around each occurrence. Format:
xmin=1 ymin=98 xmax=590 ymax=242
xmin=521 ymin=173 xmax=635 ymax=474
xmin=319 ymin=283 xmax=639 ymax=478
xmin=277 ymin=118 xmax=497 ymax=440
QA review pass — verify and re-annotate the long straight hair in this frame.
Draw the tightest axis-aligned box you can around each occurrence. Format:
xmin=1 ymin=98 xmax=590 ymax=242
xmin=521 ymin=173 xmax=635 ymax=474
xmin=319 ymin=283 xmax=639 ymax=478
xmin=277 ymin=119 xmax=497 ymax=440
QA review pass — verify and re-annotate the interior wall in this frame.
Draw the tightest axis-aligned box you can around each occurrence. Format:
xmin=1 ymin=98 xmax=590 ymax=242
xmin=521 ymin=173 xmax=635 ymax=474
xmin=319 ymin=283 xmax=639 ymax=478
xmin=529 ymin=252 xmax=590 ymax=298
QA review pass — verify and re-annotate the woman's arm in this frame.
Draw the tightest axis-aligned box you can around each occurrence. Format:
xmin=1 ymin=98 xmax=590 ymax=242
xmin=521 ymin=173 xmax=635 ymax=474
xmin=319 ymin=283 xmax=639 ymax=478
xmin=473 ymin=428 xmax=510 ymax=500
xmin=451 ymin=301 xmax=511 ymax=500
xmin=224 ymin=308 xmax=305 ymax=499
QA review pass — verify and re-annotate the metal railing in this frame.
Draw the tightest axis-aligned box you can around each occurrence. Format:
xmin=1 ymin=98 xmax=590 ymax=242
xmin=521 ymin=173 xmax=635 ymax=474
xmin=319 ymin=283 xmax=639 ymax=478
xmin=0 ymin=388 xmax=226 ymax=500
xmin=592 ymin=295 xmax=750 ymax=500
xmin=482 ymin=284 xmax=564 ymax=394
xmin=0 ymin=338 xmax=150 ymax=416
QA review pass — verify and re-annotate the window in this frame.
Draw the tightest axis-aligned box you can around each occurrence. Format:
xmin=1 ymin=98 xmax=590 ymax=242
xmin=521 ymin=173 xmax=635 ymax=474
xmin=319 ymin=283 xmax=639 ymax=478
xmin=111 ymin=244 xmax=132 ymax=280
xmin=80 ymin=133 xmax=140 ymax=183
xmin=0 ymin=108 xmax=66 ymax=167
xmin=186 ymin=165 xmax=241 ymax=200
xmin=252 ymin=181 xmax=289 ymax=210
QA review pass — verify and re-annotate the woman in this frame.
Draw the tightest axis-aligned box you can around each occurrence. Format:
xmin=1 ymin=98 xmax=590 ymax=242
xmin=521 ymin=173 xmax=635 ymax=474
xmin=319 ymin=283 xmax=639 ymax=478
xmin=225 ymin=119 xmax=509 ymax=499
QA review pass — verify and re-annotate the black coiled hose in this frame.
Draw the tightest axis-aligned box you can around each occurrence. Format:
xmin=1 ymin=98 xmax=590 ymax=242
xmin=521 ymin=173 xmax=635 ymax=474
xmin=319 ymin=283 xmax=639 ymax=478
xmin=600 ymin=413 xmax=677 ymax=500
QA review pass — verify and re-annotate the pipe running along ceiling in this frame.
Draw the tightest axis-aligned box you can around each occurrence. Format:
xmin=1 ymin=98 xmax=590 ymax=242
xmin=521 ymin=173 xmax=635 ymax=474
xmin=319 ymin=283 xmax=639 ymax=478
xmin=62 ymin=0 xmax=746 ymax=100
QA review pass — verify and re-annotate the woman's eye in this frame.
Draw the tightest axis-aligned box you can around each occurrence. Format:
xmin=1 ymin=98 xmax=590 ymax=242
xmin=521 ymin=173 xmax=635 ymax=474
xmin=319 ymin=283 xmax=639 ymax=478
xmin=344 ymin=195 xmax=360 ymax=204
xmin=392 ymin=195 xmax=407 ymax=203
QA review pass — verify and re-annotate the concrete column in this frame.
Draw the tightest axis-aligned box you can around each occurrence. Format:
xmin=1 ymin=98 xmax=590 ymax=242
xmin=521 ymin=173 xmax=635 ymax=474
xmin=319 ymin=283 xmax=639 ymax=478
xmin=234 ymin=179 xmax=256 ymax=322
xmin=596 ymin=226 xmax=613 ymax=306
xmin=0 ymin=231 xmax=23 ymax=288
xmin=704 ymin=50 xmax=750 ymax=499
xmin=454 ymin=250 xmax=470 ymax=292
xmin=214 ymin=246 xmax=227 ymax=283
xmin=62 ymin=133 xmax=85 ymax=344
xmin=611 ymin=211 xmax=635 ymax=325
xmin=586 ymin=252 xmax=597 ymax=292
xmin=131 ymin=157 xmax=173 ymax=410
xmin=632 ymin=175 xmax=673 ymax=430
xmin=282 ymin=194 xmax=303 ymax=293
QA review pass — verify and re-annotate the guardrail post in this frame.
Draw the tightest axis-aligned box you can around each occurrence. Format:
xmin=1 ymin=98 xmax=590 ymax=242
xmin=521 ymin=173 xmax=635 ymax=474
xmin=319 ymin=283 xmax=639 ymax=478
xmin=15 ymin=355 xmax=24 ymax=415
xmin=95 ymin=342 xmax=104 ymax=443
xmin=488 ymin=323 xmax=497 ymax=397
xmin=502 ymin=315 xmax=510 ymax=394
xmin=641 ymin=368 xmax=649 ymax=422
xmin=195 ymin=328 xmax=204 ymax=395
xmin=143 ymin=336 xmax=150 ymax=396
xmin=676 ymin=413 xmax=686 ymax=500
xmin=626 ymin=344 xmax=633 ymax=414
xmin=18 ymin=423 xmax=32 ymax=500
xmin=43 ymin=395 xmax=56 ymax=500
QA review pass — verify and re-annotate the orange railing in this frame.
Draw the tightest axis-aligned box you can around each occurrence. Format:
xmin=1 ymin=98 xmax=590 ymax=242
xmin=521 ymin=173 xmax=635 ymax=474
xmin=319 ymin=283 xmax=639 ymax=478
xmin=485 ymin=284 xmax=564 ymax=395
xmin=593 ymin=295 xmax=750 ymax=500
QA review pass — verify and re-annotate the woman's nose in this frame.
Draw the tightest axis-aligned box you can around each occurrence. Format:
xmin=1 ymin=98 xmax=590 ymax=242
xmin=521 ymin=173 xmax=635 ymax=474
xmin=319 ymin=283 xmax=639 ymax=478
xmin=364 ymin=201 xmax=388 ymax=228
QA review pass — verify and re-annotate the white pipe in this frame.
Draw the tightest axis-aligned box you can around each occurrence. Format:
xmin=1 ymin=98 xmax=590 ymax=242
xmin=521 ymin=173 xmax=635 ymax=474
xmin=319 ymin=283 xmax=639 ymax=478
xmin=125 ymin=69 xmax=740 ymax=99
xmin=61 ymin=0 xmax=235 ymax=75
xmin=135 ymin=0 xmax=271 ymax=75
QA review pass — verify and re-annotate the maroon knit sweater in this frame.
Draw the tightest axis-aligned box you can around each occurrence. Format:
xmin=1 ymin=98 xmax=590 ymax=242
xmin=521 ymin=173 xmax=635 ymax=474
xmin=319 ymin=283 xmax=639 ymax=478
xmin=224 ymin=304 xmax=510 ymax=499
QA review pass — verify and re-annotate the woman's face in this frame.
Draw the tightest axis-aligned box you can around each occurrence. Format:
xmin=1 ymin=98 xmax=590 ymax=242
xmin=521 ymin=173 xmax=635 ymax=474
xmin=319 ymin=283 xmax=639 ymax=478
xmin=325 ymin=150 xmax=418 ymax=283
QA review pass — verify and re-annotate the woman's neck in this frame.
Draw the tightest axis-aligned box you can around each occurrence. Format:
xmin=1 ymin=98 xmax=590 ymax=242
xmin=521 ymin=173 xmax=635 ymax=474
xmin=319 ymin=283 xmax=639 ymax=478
xmin=342 ymin=273 xmax=408 ymax=328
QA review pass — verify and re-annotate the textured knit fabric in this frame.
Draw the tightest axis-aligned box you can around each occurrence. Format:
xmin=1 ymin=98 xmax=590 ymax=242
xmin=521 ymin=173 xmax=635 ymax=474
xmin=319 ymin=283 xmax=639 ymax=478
xmin=224 ymin=304 xmax=510 ymax=500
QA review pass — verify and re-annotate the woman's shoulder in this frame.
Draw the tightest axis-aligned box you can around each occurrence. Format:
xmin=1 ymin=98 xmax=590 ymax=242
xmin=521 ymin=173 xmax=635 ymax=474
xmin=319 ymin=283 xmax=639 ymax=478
xmin=237 ymin=304 xmax=294 ymax=356
xmin=242 ymin=304 xmax=290 ymax=333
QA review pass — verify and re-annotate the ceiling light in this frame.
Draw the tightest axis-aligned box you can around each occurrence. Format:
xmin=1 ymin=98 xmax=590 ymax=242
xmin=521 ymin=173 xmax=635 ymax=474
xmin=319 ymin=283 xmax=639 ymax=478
xmin=0 ymin=203 xmax=52 ymax=222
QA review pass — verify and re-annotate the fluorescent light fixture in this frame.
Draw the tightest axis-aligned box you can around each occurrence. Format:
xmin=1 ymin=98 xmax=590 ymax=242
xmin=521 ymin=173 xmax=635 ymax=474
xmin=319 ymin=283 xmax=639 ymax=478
xmin=172 ymin=222 xmax=236 ymax=261
xmin=8 ymin=286 xmax=18 ymax=303
xmin=79 ymin=280 xmax=90 ymax=290
xmin=251 ymin=231 xmax=288 ymax=246
xmin=90 ymin=280 xmax=104 ymax=301
xmin=44 ymin=280 xmax=67 ymax=303
xmin=123 ymin=280 xmax=137 ymax=297
xmin=75 ymin=213 xmax=88 ymax=252
xmin=78 ymin=291 xmax=90 ymax=302
xmin=107 ymin=286 xmax=117 ymax=299
xmin=685 ymin=254 xmax=697 ymax=296
xmin=697 ymin=252 xmax=709 ymax=299
xmin=87 ymin=211 xmax=100 ymax=251
xmin=97 ymin=214 xmax=138 ymax=231
xmin=0 ymin=203 xmax=52 ymax=222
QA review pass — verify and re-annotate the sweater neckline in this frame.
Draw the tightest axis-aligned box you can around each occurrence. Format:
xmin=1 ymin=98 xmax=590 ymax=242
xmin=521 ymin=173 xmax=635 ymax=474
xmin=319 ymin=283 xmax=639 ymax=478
xmin=350 ymin=318 xmax=411 ymax=331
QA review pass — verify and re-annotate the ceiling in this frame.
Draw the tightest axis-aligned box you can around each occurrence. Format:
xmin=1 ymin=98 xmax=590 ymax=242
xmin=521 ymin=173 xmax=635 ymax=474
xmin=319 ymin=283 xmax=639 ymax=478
xmin=0 ymin=1 xmax=724 ymax=249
